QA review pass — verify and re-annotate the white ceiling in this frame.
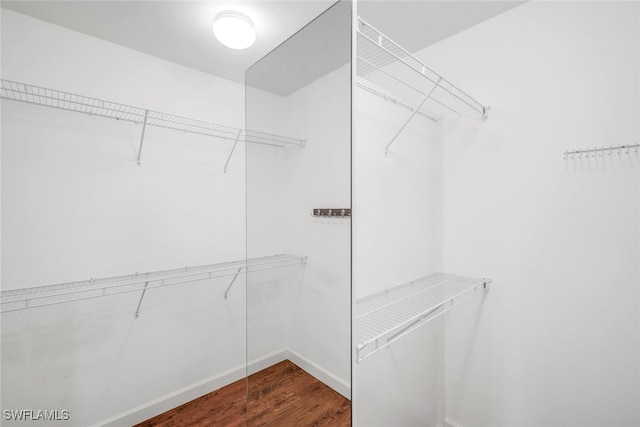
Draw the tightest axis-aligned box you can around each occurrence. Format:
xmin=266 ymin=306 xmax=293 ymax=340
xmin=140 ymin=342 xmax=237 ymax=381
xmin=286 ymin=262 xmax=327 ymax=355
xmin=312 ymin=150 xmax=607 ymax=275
xmin=1 ymin=1 xmax=523 ymax=93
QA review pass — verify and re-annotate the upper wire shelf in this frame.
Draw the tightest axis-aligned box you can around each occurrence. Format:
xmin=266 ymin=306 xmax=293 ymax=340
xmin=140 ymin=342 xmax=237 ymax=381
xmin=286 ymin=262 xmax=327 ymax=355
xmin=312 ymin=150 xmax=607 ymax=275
xmin=0 ymin=254 xmax=307 ymax=314
xmin=354 ymin=273 xmax=490 ymax=363
xmin=356 ymin=17 xmax=488 ymax=123
xmin=0 ymin=79 xmax=305 ymax=169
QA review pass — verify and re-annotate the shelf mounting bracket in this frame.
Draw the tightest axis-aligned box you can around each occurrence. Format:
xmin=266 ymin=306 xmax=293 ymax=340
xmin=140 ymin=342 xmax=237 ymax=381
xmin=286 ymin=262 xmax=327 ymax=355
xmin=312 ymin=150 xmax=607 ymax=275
xmin=134 ymin=281 xmax=150 ymax=319
xmin=224 ymin=129 xmax=244 ymax=173
xmin=224 ymin=267 xmax=243 ymax=299
xmin=385 ymin=79 xmax=440 ymax=155
xmin=136 ymin=109 xmax=149 ymax=165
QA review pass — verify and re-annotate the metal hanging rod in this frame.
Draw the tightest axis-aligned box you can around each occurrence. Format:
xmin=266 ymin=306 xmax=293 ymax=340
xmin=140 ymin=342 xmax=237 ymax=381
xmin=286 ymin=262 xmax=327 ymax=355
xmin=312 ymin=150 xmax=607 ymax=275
xmin=356 ymin=16 xmax=489 ymax=154
xmin=0 ymin=79 xmax=305 ymax=168
xmin=354 ymin=273 xmax=490 ymax=363
xmin=0 ymin=254 xmax=307 ymax=315
xmin=563 ymin=143 xmax=639 ymax=160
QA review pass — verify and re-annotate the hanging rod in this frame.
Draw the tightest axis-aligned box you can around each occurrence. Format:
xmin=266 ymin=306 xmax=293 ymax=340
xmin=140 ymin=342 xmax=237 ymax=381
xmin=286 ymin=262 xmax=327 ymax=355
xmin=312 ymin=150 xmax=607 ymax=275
xmin=354 ymin=273 xmax=490 ymax=363
xmin=0 ymin=254 xmax=307 ymax=314
xmin=563 ymin=143 xmax=639 ymax=160
xmin=0 ymin=79 xmax=305 ymax=167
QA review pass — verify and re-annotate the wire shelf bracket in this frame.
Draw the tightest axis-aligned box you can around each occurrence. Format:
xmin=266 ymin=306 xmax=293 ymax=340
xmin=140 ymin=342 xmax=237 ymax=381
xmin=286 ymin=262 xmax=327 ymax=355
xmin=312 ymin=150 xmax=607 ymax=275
xmin=354 ymin=273 xmax=490 ymax=363
xmin=223 ymin=268 xmax=243 ymax=299
xmin=1 ymin=254 xmax=308 ymax=317
xmin=136 ymin=109 xmax=149 ymax=165
xmin=0 ymin=79 xmax=305 ymax=171
xmin=385 ymin=84 xmax=438 ymax=155
xmin=224 ymin=129 xmax=244 ymax=174
xmin=134 ymin=281 xmax=150 ymax=318
xmin=356 ymin=17 xmax=489 ymax=153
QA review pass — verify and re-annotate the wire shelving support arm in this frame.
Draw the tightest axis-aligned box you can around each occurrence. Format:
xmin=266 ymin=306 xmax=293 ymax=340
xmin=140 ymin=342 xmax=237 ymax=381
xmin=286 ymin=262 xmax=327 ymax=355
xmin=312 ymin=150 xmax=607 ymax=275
xmin=224 ymin=129 xmax=244 ymax=174
xmin=224 ymin=268 xmax=243 ymax=299
xmin=136 ymin=109 xmax=149 ymax=165
xmin=385 ymin=82 xmax=439 ymax=155
xmin=134 ymin=281 xmax=150 ymax=318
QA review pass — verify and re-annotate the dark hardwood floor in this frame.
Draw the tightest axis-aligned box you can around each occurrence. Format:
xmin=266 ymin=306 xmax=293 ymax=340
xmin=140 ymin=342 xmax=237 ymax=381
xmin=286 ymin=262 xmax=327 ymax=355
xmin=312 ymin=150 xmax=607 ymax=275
xmin=135 ymin=360 xmax=351 ymax=426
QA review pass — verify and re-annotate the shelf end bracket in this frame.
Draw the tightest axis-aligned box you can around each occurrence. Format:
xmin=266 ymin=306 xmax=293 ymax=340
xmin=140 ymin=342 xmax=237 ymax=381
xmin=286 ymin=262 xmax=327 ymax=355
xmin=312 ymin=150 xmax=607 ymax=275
xmin=136 ymin=109 xmax=149 ymax=166
xmin=134 ymin=281 xmax=150 ymax=319
xmin=224 ymin=267 xmax=243 ymax=299
xmin=224 ymin=129 xmax=244 ymax=174
xmin=385 ymin=83 xmax=438 ymax=155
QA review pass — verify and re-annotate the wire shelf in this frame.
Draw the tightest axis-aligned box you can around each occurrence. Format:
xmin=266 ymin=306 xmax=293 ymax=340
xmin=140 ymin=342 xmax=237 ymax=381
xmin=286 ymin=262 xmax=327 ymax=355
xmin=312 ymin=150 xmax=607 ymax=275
xmin=0 ymin=254 xmax=307 ymax=313
xmin=355 ymin=273 xmax=490 ymax=363
xmin=0 ymin=79 xmax=305 ymax=149
xmin=356 ymin=17 xmax=488 ymax=121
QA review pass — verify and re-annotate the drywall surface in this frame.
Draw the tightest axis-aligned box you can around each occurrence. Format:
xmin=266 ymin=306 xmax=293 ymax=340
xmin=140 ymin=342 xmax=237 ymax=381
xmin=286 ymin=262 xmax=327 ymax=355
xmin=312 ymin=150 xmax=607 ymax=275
xmin=352 ymin=79 xmax=444 ymax=424
xmin=1 ymin=9 xmax=249 ymax=426
xmin=279 ymin=63 xmax=351 ymax=396
xmin=246 ymin=12 xmax=351 ymax=399
xmin=1 ymin=8 xmax=246 ymax=287
xmin=419 ymin=2 xmax=640 ymax=426
xmin=245 ymin=78 xmax=295 ymax=368
xmin=245 ymin=0 xmax=352 ymax=400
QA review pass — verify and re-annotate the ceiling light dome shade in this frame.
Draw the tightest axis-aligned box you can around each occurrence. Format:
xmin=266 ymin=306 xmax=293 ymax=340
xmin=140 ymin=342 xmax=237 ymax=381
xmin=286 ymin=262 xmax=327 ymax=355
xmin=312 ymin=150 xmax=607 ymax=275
xmin=213 ymin=11 xmax=256 ymax=50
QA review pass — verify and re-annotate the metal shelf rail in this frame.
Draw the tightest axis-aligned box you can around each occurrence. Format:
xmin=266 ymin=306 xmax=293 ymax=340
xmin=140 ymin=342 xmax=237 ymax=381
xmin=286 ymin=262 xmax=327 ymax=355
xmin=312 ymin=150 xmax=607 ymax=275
xmin=0 ymin=79 xmax=305 ymax=171
xmin=355 ymin=273 xmax=490 ymax=363
xmin=0 ymin=254 xmax=307 ymax=316
xmin=356 ymin=17 xmax=489 ymax=154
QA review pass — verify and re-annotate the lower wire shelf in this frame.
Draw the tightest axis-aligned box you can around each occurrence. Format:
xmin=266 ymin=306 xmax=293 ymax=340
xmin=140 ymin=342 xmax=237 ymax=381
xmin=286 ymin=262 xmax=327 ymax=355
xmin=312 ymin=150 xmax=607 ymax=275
xmin=0 ymin=254 xmax=307 ymax=314
xmin=355 ymin=273 xmax=490 ymax=363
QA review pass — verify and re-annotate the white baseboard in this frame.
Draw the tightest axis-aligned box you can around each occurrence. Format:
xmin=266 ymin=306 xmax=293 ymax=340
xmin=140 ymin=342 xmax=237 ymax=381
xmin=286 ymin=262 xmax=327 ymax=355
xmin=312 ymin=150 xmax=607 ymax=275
xmin=445 ymin=417 xmax=465 ymax=427
xmin=93 ymin=349 xmax=350 ymax=426
xmin=93 ymin=363 xmax=246 ymax=427
xmin=286 ymin=349 xmax=351 ymax=400
xmin=247 ymin=349 xmax=289 ymax=375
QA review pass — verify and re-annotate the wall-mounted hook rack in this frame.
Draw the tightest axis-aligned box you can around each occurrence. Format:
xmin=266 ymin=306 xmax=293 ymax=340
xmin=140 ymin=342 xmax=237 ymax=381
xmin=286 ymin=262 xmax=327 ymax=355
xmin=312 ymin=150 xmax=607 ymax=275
xmin=311 ymin=208 xmax=351 ymax=218
xmin=563 ymin=143 xmax=639 ymax=160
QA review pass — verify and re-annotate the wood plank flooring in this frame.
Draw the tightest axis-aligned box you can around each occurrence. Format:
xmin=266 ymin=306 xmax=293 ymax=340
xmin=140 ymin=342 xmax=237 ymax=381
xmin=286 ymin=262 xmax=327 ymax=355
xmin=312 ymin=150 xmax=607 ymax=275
xmin=135 ymin=360 xmax=351 ymax=426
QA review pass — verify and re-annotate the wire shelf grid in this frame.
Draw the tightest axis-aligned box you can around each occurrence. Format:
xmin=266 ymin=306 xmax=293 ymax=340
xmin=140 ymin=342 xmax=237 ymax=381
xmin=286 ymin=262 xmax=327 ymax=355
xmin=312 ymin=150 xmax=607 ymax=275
xmin=0 ymin=79 xmax=305 ymax=148
xmin=1 ymin=254 xmax=307 ymax=313
xmin=356 ymin=17 xmax=487 ymax=121
xmin=355 ymin=273 xmax=490 ymax=363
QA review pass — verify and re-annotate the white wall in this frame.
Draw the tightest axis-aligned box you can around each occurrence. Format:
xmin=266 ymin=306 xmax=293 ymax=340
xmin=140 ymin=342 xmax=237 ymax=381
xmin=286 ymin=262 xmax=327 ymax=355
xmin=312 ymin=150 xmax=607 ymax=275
xmin=1 ymin=9 xmax=250 ymax=426
xmin=414 ymin=2 xmax=639 ymax=427
xmin=245 ymin=3 xmax=352 ymax=398
xmin=352 ymin=69 xmax=444 ymax=425
xmin=280 ymin=63 xmax=351 ymax=395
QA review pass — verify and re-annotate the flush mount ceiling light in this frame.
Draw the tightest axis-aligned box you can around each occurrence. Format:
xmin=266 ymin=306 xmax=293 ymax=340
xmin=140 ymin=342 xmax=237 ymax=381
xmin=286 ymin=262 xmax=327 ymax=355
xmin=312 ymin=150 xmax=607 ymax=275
xmin=213 ymin=11 xmax=256 ymax=50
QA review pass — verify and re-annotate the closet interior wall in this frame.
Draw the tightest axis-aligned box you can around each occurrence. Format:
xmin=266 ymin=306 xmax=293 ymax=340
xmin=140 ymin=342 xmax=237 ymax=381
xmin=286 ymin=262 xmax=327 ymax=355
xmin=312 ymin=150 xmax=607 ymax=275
xmin=421 ymin=3 xmax=638 ymax=427
xmin=353 ymin=2 xmax=639 ymax=426
xmin=1 ymin=9 xmax=248 ymax=426
xmin=246 ymin=0 xmax=352 ymax=399
xmin=352 ymin=61 xmax=445 ymax=426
